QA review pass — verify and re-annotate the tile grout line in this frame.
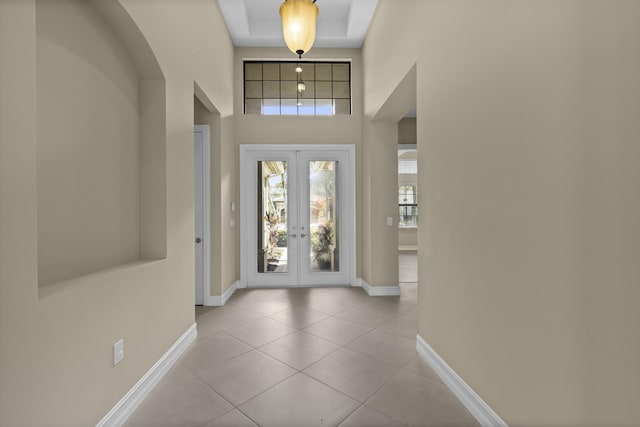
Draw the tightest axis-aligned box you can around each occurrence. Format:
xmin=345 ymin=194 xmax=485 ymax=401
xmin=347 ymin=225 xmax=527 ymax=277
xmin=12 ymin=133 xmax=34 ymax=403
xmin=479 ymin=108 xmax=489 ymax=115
xmin=130 ymin=278 xmax=424 ymax=425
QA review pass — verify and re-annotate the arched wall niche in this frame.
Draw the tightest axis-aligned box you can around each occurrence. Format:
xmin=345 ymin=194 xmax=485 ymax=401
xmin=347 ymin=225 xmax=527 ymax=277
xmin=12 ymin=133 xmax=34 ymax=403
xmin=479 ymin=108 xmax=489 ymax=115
xmin=36 ymin=0 xmax=166 ymax=288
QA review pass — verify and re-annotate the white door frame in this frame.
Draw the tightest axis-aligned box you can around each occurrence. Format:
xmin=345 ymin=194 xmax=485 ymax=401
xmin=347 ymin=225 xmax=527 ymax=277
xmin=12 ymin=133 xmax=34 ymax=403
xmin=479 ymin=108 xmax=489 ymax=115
xmin=194 ymin=125 xmax=211 ymax=304
xmin=240 ymin=144 xmax=357 ymax=288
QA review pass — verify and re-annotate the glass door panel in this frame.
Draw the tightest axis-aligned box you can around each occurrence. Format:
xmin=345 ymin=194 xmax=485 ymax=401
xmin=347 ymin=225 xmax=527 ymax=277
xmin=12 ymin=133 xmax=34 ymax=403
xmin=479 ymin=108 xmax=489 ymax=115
xmin=298 ymin=150 xmax=351 ymax=286
xmin=243 ymin=149 xmax=298 ymax=287
xmin=309 ymin=161 xmax=339 ymax=272
xmin=258 ymin=161 xmax=288 ymax=273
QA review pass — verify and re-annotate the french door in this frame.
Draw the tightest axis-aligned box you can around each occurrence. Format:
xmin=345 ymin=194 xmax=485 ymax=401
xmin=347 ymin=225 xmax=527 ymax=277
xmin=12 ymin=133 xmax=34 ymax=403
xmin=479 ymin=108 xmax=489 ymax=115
xmin=240 ymin=145 xmax=355 ymax=287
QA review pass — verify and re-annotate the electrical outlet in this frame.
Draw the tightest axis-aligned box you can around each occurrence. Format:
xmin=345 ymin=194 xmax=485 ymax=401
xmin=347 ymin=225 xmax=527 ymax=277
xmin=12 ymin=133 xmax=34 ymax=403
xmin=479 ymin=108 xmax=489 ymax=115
xmin=114 ymin=338 xmax=124 ymax=366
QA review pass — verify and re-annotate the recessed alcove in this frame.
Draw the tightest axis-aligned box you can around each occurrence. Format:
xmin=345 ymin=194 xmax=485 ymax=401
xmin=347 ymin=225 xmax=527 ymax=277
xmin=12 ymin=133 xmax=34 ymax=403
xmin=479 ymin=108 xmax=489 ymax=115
xmin=36 ymin=0 xmax=166 ymax=288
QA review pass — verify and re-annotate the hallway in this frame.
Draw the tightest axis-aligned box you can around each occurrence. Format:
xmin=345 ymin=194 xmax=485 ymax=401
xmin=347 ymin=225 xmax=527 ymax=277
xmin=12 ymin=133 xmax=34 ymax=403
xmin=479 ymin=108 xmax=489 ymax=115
xmin=124 ymin=255 xmax=477 ymax=427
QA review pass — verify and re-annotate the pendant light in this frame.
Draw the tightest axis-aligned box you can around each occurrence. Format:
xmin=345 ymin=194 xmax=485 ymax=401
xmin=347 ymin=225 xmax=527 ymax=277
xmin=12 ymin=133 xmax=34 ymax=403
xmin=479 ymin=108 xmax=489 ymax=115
xmin=280 ymin=0 xmax=319 ymax=59
xmin=296 ymin=64 xmax=305 ymax=105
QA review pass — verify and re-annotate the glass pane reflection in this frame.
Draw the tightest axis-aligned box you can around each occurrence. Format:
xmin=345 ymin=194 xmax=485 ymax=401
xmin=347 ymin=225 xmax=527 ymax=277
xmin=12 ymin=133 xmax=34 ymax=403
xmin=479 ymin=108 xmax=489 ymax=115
xmin=309 ymin=161 xmax=339 ymax=272
xmin=257 ymin=161 xmax=288 ymax=273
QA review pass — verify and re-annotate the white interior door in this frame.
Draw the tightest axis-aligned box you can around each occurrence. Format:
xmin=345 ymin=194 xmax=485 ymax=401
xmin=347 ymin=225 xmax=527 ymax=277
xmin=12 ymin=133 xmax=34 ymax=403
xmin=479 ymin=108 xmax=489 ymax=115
xmin=241 ymin=145 xmax=355 ymax=288
xmin=194 ymin=125 xmax=210 ymax=304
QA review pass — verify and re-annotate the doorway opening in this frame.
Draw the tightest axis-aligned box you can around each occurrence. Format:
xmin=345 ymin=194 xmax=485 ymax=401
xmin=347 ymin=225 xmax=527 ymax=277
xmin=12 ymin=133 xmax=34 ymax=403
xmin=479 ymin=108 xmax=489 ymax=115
xmin=240 ymin=145 xmax=356 ymax=288
xmin=193 ymin=124 xmax=210 ymax=305
xmin=398 ymin=113 xmax=418 ymax=285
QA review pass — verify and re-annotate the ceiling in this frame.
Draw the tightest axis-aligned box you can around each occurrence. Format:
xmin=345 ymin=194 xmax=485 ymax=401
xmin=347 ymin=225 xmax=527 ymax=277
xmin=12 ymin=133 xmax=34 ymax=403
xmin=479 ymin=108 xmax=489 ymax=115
xmin=218 ymin=0 xmax=379 ymax=49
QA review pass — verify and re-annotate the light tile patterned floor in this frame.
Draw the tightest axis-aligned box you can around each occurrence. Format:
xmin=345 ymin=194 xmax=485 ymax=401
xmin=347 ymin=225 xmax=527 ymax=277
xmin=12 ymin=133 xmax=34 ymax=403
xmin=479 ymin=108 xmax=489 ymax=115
xmin=124 ymin=255 xmax=479 ymax=427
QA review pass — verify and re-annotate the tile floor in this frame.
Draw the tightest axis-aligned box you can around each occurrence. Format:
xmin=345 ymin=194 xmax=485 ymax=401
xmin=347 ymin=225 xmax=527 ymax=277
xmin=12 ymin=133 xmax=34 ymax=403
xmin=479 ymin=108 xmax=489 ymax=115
xmin=124 ymin=253 xmax=478 ymax=427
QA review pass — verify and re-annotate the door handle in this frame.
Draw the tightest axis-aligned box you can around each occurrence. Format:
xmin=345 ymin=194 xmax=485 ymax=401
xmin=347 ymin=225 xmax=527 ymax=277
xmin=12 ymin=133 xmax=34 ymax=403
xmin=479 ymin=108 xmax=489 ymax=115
xmin=290 ymin=234 xmax=297 ymax=238
xmin=195 ymin=237 xmax=202 ymax=243
xmin=300 ymin=234 xmax=307 ymax=238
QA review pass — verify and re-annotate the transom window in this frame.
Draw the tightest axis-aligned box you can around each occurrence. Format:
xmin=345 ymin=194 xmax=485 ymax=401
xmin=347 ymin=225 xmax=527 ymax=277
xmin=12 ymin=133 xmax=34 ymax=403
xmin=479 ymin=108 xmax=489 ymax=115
xmin=244 ymin=61 xmax=351 ymax=116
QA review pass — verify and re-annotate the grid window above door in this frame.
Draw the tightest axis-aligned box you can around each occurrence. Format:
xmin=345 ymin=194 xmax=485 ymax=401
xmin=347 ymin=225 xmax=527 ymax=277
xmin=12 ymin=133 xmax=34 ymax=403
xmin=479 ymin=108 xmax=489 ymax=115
xmin=244 ymin=61 xmax=351 ymax=116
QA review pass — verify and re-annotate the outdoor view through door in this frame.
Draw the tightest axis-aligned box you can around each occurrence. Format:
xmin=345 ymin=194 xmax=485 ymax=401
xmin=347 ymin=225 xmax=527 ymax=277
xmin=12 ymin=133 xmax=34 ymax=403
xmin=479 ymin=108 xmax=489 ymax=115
xmin=259 ymin=160 xmax=340 ymax=274
xmin=259 ymin=160 xmax=289 ymax=274
xmin=309 ymin=161 xmax=340 ymax=273
xmin=242 ymin=146 xmax=354 ymax=288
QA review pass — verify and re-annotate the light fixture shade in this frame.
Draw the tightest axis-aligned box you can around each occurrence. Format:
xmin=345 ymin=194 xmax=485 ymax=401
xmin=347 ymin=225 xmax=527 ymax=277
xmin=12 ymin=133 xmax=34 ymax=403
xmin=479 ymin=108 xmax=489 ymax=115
xmin=280 ymin=0 xmax=318 ymax=58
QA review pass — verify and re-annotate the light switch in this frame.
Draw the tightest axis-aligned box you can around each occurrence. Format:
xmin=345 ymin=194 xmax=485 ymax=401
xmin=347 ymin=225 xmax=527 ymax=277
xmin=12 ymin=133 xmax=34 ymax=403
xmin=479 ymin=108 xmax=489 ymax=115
xmin=114 ymin=338 xmax=124 ymax=366
xmin=386 ymin=216 xmax=393 ymax=226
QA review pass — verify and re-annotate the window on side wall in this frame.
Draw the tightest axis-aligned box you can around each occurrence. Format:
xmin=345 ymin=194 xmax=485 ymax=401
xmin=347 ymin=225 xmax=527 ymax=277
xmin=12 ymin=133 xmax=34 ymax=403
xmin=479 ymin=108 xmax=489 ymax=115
xmin=244 ymin=61 xmax=351 ymax=116
xmin=399 ymin=184 xmax=418 ymax=227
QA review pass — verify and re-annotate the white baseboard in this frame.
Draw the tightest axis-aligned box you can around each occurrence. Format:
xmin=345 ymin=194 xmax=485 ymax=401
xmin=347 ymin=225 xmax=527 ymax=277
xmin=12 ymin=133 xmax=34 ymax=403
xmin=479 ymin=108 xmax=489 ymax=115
xmin=204 ymin=280 xmax=238 ymax=306
xmin=357 ymin=278 xmax=401 ymax=296
xmin=96 ymin=324 xmax=197 ymax=427
xmin=223 ymin=280 xmax=239 ymax=304
xmin=416 ymin=335 xmax=508 ymax=427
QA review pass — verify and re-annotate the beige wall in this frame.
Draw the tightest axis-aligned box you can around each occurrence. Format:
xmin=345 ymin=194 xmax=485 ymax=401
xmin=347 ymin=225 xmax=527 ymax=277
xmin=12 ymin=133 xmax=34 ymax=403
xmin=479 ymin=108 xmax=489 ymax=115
xmin=361 ymin=63 xmax=416 ymax=287
xmin=220 ymin=115 xmax=239 ymax=284
xmin=398 ymin=228 xmax=417 ymax=249
xmin=364 ymin=1 xmax=640 ymax=425
xmin=234 ymin=47 xmax=364 ymax=279
xmin=361 ymin=119 xmax=400 ymax=286
xmin=0 ymin=1 xmax=235 ymax=426
xmin=37 ymin=0 xmax=142 ymax=286
xmin=580 ymin=2 xmax=640 ymax=424
xmin=398 ymin=117 xmax=416 ymax=144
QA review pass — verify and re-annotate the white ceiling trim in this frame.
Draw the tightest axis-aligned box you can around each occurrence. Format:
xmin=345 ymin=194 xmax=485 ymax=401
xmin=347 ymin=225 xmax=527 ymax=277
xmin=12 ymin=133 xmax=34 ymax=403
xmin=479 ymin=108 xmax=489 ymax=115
xmin=218 ymin=0 xmax=378 ymax=49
